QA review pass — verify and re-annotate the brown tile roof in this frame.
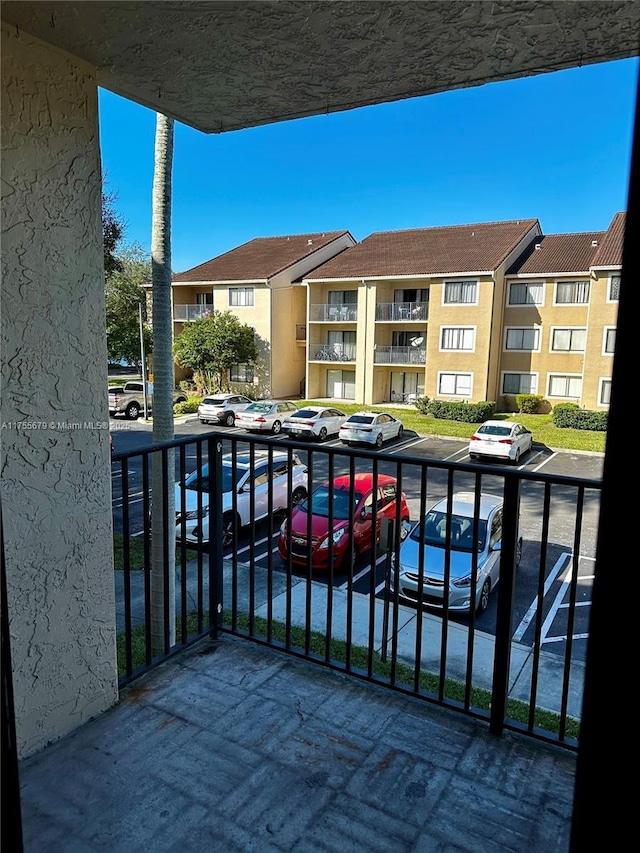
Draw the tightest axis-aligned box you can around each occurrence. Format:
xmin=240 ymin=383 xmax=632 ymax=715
xmin=304 ymin=219 xmax=540 ymax=279
xmin=591 ymin=212 xmax=626 ymax=267
xmin=172 ymin=231 xmax=353 ymax=282
xmin=507 ymin=232 xmax=605 ymax=275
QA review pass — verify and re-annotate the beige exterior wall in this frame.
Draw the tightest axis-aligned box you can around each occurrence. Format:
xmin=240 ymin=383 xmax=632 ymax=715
xmin=1 ymin=25 xmax=118 ymax=758
xmin=583 ymin=270 xmax=619 ymax=408
xmin=271 ymin=286 xmax=307 ymax=399
xmin=500 ymin=275 xmax=607 ymax=409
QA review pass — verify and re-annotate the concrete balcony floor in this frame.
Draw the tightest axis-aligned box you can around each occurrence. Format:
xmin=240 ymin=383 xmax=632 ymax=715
xmin=19 ymin=633 xmax=576 ymax=852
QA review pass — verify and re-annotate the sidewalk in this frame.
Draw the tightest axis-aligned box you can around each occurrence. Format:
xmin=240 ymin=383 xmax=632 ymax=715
xmin=115 ymin=557 xmax=585 ymax=720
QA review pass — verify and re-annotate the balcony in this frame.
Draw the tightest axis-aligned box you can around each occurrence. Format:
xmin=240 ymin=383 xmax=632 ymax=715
xmin=376 ymin=302 xmax=429 ymax=322
xmin=173 ymin=304 xmax=212 ymax=322
xmin=15 ymin=431 xmax=586 ymax=848
xmin=311 ymin=343 xmax=357 ymax=361
xmin=309 ymin=303 xmax=358 ymax=322
xmin=374 ymin=345 xmax=426 ymax=365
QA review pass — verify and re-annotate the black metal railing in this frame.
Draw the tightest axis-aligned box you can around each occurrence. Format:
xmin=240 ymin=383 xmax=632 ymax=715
xmin=112 ymin=431 xmax=601 ymax=752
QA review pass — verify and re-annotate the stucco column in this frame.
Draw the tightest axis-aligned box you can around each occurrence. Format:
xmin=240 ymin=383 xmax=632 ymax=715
xmin=1 ymin=24 xmax=118 ymax=758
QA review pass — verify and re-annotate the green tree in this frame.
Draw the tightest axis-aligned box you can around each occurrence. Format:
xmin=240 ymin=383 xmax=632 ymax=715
xmin=173 ymin=310 xmax=258 ymax=392
xmin=105 ymin=243 xmax=152 ymax=366
xmin=102 ymin=187 xmax=125 ymax=276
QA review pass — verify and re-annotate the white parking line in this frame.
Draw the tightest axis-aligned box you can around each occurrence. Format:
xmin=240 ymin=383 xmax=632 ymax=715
xmin=530 ymin=449 xmax=559 ymax=472
xmin=512 ymin=551 xmax=571 ymax=641
xmin=338 ymin=553 xmax=387 ymax=590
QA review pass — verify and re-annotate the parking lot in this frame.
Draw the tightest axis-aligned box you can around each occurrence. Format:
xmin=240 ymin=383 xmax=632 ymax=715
xmin=111 ymin=417 xmax=602 ymax=660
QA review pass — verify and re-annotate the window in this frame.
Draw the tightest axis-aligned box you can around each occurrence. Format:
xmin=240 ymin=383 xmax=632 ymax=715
xmin=438 ymin=372 xmax=472 ymax=397
xmin=328 ymin=290 xmax=357 ymax=305
xmin=608 ymin=274 xmax=621 ymax=302
xmin=599 ymin=379 xmax=611 ymax=406
xmin=548 ymin=374 xmax=582 ymax=399
xmin=508 ymin=281 xmax=543 ymax=305
xmin=394 ymin=288 xmax=428 ymax=303
xmin=440 ymin=327 xmax=474 ymax=350
xmin=555 ymin=280 xmax=590 ymax=304
xmin=229 ymin=286 xmax=254 ymax=306
xmin=443 ymin=280 xmax=477 ymax=304
xmin=603 ymin=327 xmax=616 ymax=355
xmin=195 ymin=292 xmax=213 ymax=305
xmin=502 ymin=373 xmax=537 ymax=394
xmin=551 ymin=328 xmax=586 ymax=352
xmin=505 ymin=327 xmax=540 ymax=351
xmin=230 ymin=364 xmax=254 ymax=383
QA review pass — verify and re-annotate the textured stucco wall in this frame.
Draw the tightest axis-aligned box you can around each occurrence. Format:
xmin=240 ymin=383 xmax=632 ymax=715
xmin=1 ymin=24 xmax=118 ymax=758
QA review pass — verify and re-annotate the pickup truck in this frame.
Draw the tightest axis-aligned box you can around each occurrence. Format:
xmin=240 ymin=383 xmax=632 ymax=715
xmin=108 ymin=382 xmax=187 ymax=420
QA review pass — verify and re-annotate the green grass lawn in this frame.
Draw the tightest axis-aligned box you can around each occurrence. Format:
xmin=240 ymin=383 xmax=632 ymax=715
xmin=305 ymin=400 xmax=606 ymax=453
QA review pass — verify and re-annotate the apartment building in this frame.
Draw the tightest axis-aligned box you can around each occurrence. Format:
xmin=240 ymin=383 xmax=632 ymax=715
xmin=502 ymin=212 xmax=623 ymax=410
xmin=168 ymin=214 xmax=622 ymax=410
xmin=167 ymin=230 xmax=355 ymax=398
xmin=303 ymin=218 xmax=542 ymax=405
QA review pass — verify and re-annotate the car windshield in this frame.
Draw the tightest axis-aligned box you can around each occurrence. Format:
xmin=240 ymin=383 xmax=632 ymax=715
xmin=202 ymin=398 xmax=225 ymax=406
xmin=288 ymin=408 xmax=318 ymax=419
xmin=297 ymin=485 xmax=364 ymax=520
xmin=477 ymin=424 xmax=511 ymax=437
xmin=410 ymin=510 xmax=487 ymax=552
xmin=246 ymin=402 xmax=272 ymax=413
xmin=346 ymin=415 xmax=374 ymax=425
xmin=184 ymin=465 xmax=242 ymax=494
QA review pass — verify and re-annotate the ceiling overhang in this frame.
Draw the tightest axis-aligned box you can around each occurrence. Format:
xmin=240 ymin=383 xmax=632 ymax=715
xmin=2 ymin=1 xmax=639 ymax=134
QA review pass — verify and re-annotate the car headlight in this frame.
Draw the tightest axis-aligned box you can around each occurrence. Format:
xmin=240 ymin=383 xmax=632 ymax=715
xmin=184 ymin=505 xmax=209 ymax=520
xmin=319 ymin=527 xmax=348 ymax=549
xmin=452 ymin=569 xmax=480 ymax=588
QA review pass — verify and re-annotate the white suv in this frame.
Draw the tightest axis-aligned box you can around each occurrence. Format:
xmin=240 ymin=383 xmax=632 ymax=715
xmin=175 ymin=450 xmax=308 ymax=547
xmin=198 ymin=393 xmax=253 ymax=427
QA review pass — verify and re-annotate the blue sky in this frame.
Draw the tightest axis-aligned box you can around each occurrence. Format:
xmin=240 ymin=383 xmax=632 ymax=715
xmin=99 ymin=58 xmax=638 ymax=274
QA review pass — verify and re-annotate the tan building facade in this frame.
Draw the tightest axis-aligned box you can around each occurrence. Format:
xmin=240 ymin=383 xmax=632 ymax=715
xmin=166 ymin=231 xmax=355 ymax=398
xmin=172 ymin=215 xmax=622 ymax=410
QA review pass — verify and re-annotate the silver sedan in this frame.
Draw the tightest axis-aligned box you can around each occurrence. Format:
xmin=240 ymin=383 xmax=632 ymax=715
xmin=282 ymin=405 xmax=347 ymax=441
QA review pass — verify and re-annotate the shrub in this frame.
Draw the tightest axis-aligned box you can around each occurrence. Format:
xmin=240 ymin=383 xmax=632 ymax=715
xmin=179 ymin=379 xmax=197 ymax=393
xmin=414 ymin=395 xmax=430 ymax=414
xmin=515 ymin=394 xmax=545 ymax=414
xmin=552 ymin=405 xmax=608 ymax=431
xmin=174 ymin=397 xmax=203 ymax=415
xmin=426 ymin=400 xmax=495 ymax=423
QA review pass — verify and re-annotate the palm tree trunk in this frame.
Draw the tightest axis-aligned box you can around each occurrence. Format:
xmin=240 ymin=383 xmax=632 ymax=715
xmin=150 ymin=113 xmax=175 ymax=655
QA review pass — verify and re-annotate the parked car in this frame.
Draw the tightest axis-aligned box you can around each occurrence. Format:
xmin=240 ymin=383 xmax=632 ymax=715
xmin=278 ymin=473 xmax=410 ymax=572
xmin=393 ymin=491 xmax=522 ymax=613
xmin=175 ymin=450 xmax=308 ymax=547
xmin=468 ymin=420 xmax=533 ymax=463
xmin=235 ymin=400 xmax=299 ymax=434
xmin=339 ymin=411 xmax=404 ymax=448
xmin=282 ymin=405 xmax=347 ymax=441
xmin=108 ymin=382 xmax=187 ymax=420
xmin=198 ymin=393 xmax=253 ymax=427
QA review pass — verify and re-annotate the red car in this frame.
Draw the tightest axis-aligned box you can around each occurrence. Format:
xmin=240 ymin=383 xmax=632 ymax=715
xmin=278 ymin=473 xmax=410 ymax=572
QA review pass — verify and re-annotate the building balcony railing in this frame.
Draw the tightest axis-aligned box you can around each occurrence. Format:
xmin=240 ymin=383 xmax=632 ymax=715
xmin=374 ymin=345 xmax=426 ymax=365
xmin=173 ymin=304 xmax=212 ymax=322
xmin=111 ymin=431 xmax=600 ymax=756
xmin=376 ymin=301 xmax=428 ymax=322
xmin=311 ymin=344 xmax=356 ymax=361
xmin=309 ymin=304 xmax=358 ymax=322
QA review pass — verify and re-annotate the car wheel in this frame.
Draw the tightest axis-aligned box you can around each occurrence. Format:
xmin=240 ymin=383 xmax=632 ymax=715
xmin=291 ymin=487 xmax=307 ymax=507
xmin=125 ymin=402 xmax=140 ymax=420
xmin=224 ymin=412 xmax=235 ymax=427
xmin=176 ymin=396 xmax=187 ymax=404
xmin=318 ymin=427 xmax=328 ymax=442
xmin=477 ymin=578 xmax=491 ymax=613
xmin=397 ymin=425 xmax=404 ymax=439
xmin=469 ymin=453 xmax=477 ymax=460
xmin=516 ymin=537 xmax=523 ymax=567
xmin=512 ymin=448 xmax=521 ymax=464
xmin=271 ymin=420 xmax=282 ymax=435
xmin=222 ymin=513 xmax=238 ymax=548
xmin=375 ymin=432 xmax=383 ymax=448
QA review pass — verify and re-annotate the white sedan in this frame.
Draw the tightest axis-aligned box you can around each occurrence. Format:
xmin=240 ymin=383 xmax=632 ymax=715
xmin=468 ymin=420 xmax=533 ymax=464
xmin=234 ymin=400 xmax=299 ymax=434
xmin=339 ymin=411 xmax=404 ymax=448
xmin=282 ymin=405 xmax=347 ymax=441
